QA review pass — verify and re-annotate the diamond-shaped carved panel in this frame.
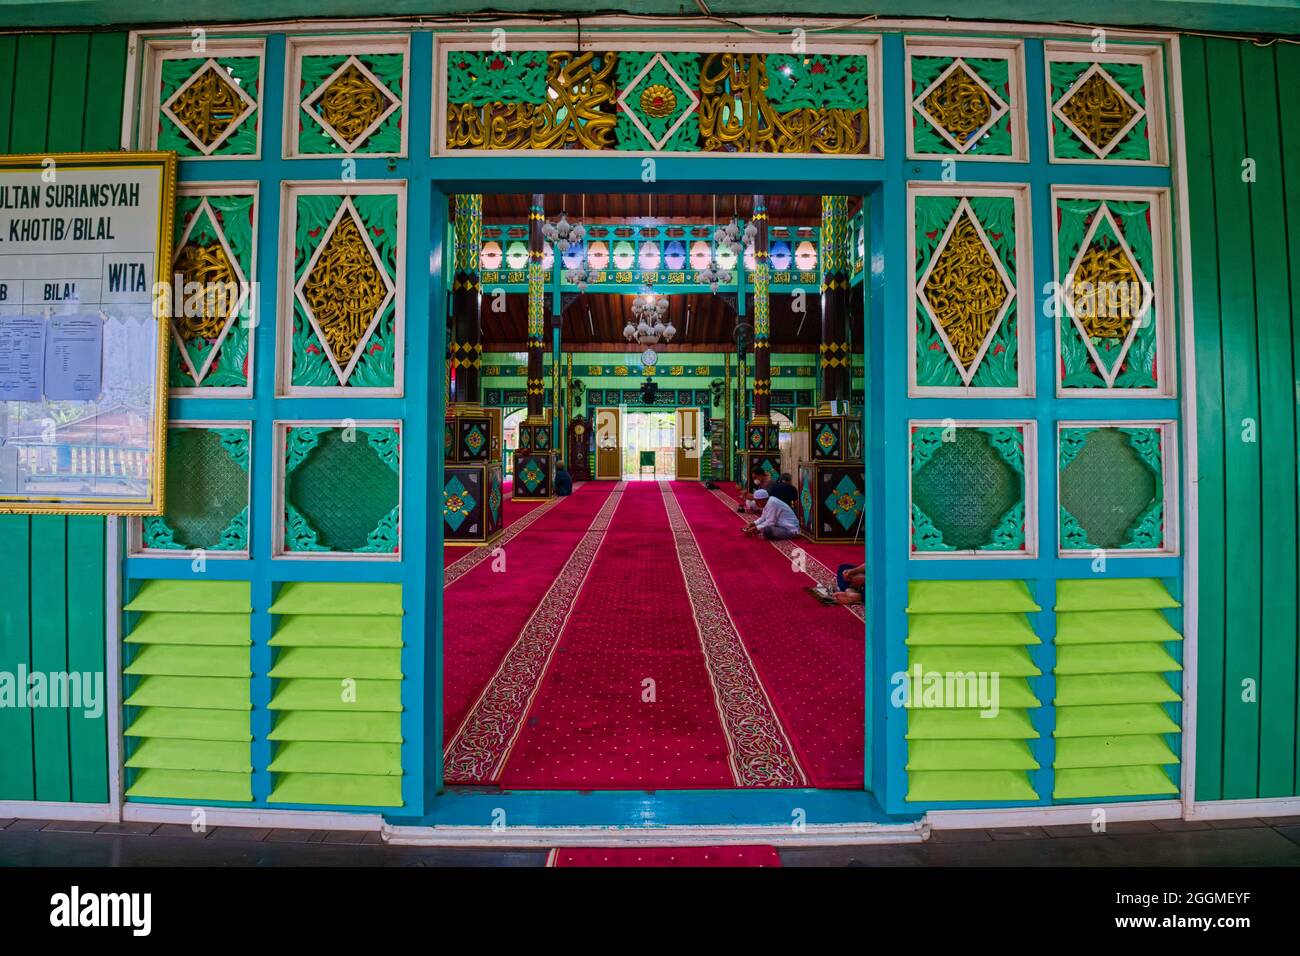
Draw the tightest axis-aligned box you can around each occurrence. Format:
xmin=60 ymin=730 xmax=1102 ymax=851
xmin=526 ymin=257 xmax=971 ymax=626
xmin=1062 ymin=204 xmax=1152 ymax=386
xmin=919 ymin=208 xmax=1014 ymax=380
xmin=297 ymin=207 xmax=393 ymax=381
xmin=173 ymin=239 xmax=240 ymax=342
xmin=165 ymin=62 xmax=254 ymax=151
xmin=311 ymin=61 xmax=399 ymax=148
xmin=919 ymin=61 xmax=1002 ymax=150
xmin=1056 ymin=67 xmax=1139 ymax=157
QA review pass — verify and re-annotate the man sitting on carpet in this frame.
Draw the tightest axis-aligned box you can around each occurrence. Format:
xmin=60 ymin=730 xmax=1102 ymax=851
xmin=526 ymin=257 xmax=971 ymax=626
xmin=554 ymin=462 xmax=573 ymax=496
xmin=738 ymin=473 xmax=770 ymax=513
xmin=766 ymin=472 xmax=798 ymax=507
xmin=743 ymin=488 xmax=801 ymax=540
xmin=833 ymin=562 xmax=865 ymax=606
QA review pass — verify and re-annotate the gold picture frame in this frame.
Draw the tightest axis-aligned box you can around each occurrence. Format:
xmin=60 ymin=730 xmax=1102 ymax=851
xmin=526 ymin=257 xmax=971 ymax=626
xmin=0 ymin=150 xmax=177 ymax=515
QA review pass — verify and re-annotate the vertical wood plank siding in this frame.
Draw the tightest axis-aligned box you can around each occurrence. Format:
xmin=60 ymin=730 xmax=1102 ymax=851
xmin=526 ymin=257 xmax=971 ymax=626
xmin=0 ymin=30 xmax=127 ymax=803
xmin=1182 ymin=36 xmax=1300 ymax=801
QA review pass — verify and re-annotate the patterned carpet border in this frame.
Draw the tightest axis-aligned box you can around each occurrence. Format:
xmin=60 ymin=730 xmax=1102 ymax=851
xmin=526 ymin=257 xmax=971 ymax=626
xmin=442 ymin=483 xmax=584 ymax=589
xmin=443 ymin=481 xmax=626 ymax=783
xmin=707 ymin=486 xmax=866 ymax=624
xmin=661 ymin=482 xmax=807 ymax=788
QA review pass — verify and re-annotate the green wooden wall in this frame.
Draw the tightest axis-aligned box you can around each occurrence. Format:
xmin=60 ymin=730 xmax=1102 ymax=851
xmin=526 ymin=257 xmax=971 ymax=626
xmin=0 ymin=31 xmax=127 ymax=803
xmin=1182 ymin=36 xmax=1300 ymax=802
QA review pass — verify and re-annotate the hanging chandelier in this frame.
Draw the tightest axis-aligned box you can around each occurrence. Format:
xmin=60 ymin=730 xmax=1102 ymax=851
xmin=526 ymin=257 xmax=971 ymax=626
xmin=543 ymin=199 xmax=597 ymax=291
xmin=624 ymin=291 xmax=674 ymax=345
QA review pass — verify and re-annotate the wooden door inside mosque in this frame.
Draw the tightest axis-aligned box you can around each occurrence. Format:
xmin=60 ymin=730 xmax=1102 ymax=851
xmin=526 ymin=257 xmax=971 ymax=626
xmin=594 ymin=407 xmax=620 ymax=479
xmin=675 ymin=407 xmax=701 ymax=480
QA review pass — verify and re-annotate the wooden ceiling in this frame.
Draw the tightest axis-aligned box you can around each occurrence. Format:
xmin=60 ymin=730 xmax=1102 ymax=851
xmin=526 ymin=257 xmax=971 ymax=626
xmin=475 ymin=193 xmax=863 ymax=351
xmin=482 ymin=192 xmax=842 ymax=226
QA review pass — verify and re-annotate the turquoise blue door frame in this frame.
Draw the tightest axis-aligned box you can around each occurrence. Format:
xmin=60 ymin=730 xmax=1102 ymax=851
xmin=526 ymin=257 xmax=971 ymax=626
xmin=111 ymin=24 xmax=1188 ymax=827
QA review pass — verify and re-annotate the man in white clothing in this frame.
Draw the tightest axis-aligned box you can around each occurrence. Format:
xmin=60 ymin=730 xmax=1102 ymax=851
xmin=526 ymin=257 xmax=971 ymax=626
xmin=743 ymin=488 xmax=801 ymax=541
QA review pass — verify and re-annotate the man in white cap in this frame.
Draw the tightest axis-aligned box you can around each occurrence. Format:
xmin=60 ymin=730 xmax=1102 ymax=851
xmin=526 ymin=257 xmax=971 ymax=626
xmin=743 ymin=487 xmax=801 ymax=540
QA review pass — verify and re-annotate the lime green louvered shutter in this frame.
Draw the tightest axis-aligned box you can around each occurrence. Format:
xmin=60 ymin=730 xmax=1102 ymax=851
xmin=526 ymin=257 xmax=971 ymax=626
xmin=1052 ymin=579 xmax=1182 ymax=799
xmin=267 ymin=582 xmax=405 ymax=807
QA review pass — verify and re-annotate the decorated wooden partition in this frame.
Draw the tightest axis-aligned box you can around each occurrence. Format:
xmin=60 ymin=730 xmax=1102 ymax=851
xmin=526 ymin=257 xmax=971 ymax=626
xmin=5 ymin=18 xmax=1296 ymax=827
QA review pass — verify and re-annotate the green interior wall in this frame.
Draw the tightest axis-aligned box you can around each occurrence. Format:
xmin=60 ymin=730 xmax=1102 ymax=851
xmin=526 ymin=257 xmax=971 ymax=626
xmin=0 ymin=31 xmax=127 ymax=803
xmin=1182 ymin=36 xmax=1300 ymax=802
xmin=481 ymin=350 xmax=824 ymax=399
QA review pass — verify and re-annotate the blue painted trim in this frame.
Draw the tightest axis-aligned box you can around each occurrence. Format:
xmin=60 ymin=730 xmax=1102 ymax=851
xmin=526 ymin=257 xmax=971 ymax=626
xmin=396 ymin=787 xmax=914 ymax=829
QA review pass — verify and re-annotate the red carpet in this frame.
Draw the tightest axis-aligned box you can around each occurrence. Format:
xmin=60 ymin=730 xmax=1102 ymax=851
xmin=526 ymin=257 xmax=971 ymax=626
xmin=670 ymin=482 xmax=865 ymax=788
xmin=499 ymin=482 xmax=761 ymax=789
xmin=444 ymin=482 xmax=626 ymax=783
xmin=442 ymin=482 xmax=619 ymax=751
xmin=549 ymin=845 xmax=781 ymax=867
xmin=441 ymin=478 xmax=863 ymax=792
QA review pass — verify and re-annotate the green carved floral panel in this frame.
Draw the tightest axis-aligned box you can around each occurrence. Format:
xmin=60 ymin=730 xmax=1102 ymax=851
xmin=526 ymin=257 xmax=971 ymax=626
xmin=169 ymin=192 xmax=255 ymax=390
xmin=913 ymin=193 xmax=1020 ymax=390
xmin=157 ymin=55 xmax=261 ymax=157
xmin=141 ymin=427 xmax=250 ymax=553
xmin=911 ymin=425 xmax=1027 ymax=554
xmin=290 ymin=191 xmax=400 ymax=390
xmin=282 ymin=425 xmax=401 ymax=555
xmin=1049 ymin=60 xmax=1150 ymax=161
xmin=444 ymin=47 xmax=875 ymax=154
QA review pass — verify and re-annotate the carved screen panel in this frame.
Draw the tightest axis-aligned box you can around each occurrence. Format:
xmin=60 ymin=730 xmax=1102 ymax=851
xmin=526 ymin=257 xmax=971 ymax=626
xmin=1053 ymin=188 xmax=1173 ymax=395
xmin=910 ymin=185 xmax=1030 ymax=396
xmin=1045 ymin=42 xmax=1167 ymax=164
xmin=142 ymin=40 xmax=265 ymax=159
xmin=281 ymin=184 xmax=405 ymax=395
xmin=1059 ymin=423 xmax=1176 ymax=554
xmin=170 ymin=185 xmax=256 ymax=393
xmin=440 ymin=41 xmax=880 ymax=156
xmin=288 ymin=36 xmax=409 ymax=157
xmin=137 ymin=424 xmax=251 ymax=555
xmin=906 ymin=39 xmax=1025 ymax=159
xmin=279 ymin=423 xmax=401 ymax=557
xmin=910 ymin=422 xmax=1035 ymax=556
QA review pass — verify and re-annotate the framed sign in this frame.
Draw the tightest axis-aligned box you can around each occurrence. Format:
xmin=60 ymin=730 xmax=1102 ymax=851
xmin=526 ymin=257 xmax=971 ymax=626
xmin=0 ymin=151 xmax=177 ymax=515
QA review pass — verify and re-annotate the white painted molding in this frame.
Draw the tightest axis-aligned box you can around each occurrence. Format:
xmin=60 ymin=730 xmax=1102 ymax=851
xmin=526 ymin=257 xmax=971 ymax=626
xmin=927 ymin=800 xmax=1182 ymax=830
xmin=0 ymin=802 xmax=118 ymax=823
xmin=1187 ymin=798 xmax=1300 ymax=822
xmin=122 ymin=804 xmax=385 ymax=831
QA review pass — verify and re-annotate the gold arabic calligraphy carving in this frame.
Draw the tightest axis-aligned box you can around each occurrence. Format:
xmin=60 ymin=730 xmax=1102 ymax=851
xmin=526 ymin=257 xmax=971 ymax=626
xmin=923 ymin=214 xmax=1008 ymax=368
xmin=1058 ymin=70 xmax=1136 ymax=152
xmin=447 ymin=50 xmax=868 ymax=153
xmin=447 ymin=52 xmax=617 ymax=150
xmin=170 ymin=65 xmax=250 ymax=149
xmin=922 ymin=64 xmax=993 ymax=144
xmin=173 ymin=240 xmax=239 ymax=341
xmin=317 ymin=63 xmax=392 ymax=147
xmin=1071 ymin=241 xmax=1142 ymax=339
xmin=301 ymin=215 xmax=388 ymax=367
xmin=697 ymin=53 xmax=868 ymax=154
